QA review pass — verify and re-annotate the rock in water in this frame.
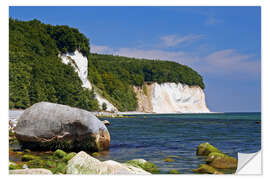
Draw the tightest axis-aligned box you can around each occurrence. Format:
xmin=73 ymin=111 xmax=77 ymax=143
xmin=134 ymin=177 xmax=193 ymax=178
xmin=196 ymin=142 xmax=222 ymax=156
xmin=206 ymin=152 xmax=237 ymax=169
xmin=15 ymin=102 xmax=110 ymax=152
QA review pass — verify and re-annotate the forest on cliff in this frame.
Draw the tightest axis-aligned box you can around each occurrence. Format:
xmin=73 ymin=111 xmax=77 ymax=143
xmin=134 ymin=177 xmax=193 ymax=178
xmin=9 ymin=18 xmax=205 ymax=111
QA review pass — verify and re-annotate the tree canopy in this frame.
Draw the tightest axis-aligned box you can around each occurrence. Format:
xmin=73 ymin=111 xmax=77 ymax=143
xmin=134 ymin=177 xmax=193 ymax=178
xmin=9 ymin=18 xmax=98 ymax=110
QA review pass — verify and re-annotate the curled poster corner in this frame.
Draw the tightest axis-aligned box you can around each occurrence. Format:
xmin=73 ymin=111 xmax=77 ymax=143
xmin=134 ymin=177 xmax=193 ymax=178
xmin=235 ymin=150 xmax=262 ymax=175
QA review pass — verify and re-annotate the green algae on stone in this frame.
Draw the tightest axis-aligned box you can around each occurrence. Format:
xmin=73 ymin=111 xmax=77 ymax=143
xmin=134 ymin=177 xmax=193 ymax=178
xmin=169 ymin=169 xmax=180 ymax=174
xmin=9 ymin=162 xmax=23 ymax=170
xmin=193 ymin=164 xmax=223 ymax=174
xmin=164 ymin=157 xmax=175 ymax=162
xmin=24 ymin=149 xmax=31 ymax=153
xmin=206 ymin=152 xmax=237 ymax=169
xmin=16 ymin=151 xmax=24 ymax=155
xmin=64 ymin=152 xmax=77 ymax=162
xmin=21 ymin=154 xmax=40 ymax=162
xmin=9 ymin=130 xmax=15 ymax=137
xmin=54 ymin=149 xmax=67 ymax=159
xmin=196 ymin=142 xmax=222 ymax=156
xmin=27 ymin=159 xmax=46 ymax=169
xmin=26 ymin=157 xmax=68 ymax=174
xmin=167 ymin=155 xmax=182 ymax=159
xmin=125 ymin=159 xmax=160 ymax=174
xmin=91 ymin=152 xmax=101 ymax=157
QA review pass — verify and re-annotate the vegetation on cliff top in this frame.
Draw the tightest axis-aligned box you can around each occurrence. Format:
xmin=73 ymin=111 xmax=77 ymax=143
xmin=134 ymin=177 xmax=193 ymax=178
xmin=9 ymin=18 xmax=98 ymax=110
xmin=9 ymin=18 xmax=205 ymax=111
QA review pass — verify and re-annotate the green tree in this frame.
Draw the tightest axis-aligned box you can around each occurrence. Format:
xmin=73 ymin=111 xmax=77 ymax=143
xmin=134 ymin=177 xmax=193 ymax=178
xmin=102 ymin=102 xmax=107 ymax=111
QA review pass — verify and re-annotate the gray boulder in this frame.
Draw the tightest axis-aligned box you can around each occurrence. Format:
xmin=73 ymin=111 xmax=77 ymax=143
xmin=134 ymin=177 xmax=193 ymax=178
xmin=15 ymin=102 xmax=110 ymax=152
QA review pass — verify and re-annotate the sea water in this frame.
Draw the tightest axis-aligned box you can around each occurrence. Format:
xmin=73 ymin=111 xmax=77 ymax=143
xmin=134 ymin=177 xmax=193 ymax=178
xmin=98 ymin=113 xmax=261 ymax=174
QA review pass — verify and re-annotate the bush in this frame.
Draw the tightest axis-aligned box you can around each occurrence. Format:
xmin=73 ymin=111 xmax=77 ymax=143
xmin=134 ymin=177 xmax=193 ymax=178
xmin=102 ymin=102 xmax=107 ymax=111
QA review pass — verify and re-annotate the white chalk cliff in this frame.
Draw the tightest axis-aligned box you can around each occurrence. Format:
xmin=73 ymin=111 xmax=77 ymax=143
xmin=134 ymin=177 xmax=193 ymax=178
xmin=60 ymin=50 xmax=118 ymax=112
xmin=134 ymin=82 xmax=210 ymax=113
xmin=60 ymin=50 xmax=209 ymax=113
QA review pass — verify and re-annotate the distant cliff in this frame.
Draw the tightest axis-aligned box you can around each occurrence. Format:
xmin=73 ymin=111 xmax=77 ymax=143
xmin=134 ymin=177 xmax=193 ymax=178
xmin=134 ymin=83 xmax=210 ymax=113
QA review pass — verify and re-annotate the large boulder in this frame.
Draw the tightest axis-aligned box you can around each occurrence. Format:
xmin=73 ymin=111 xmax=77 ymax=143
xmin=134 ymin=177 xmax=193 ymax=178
xmin=66 ymin=151 xmax=151 ymax=174
xmin=15 ymin=102 xmax=110 ymax=152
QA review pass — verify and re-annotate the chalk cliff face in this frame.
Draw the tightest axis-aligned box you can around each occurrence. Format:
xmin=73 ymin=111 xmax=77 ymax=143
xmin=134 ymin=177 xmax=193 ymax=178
xmin=134 ymin=82 xmax=210 ymax=113
xmin=60 ymin=50 xmax=118 ymax=112
xmin=60 ymin=51 xmax=208 ymax=113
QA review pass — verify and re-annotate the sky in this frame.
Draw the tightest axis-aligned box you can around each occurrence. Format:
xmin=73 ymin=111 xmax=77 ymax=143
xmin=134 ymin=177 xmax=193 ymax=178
xmin=9 ymin=6 xmax=261 ymax=112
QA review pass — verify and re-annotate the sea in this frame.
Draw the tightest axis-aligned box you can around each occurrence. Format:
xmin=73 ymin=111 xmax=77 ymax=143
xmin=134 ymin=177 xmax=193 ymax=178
xmin=9 ymin=111 xmax=261 ymax=174
xmin=98 ymin=113 xmax=261 ymax=174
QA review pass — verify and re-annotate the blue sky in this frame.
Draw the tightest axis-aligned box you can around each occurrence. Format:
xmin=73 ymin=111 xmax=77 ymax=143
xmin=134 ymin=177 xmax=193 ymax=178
xmin=9 ymin=6 xmax=261 ymax=112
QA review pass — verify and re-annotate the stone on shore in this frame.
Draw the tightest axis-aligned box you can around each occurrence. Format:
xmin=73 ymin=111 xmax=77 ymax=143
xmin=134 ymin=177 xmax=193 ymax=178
xmin=193 ymin=164 xmax=223 ymax=174
xmin=206 ymin=152 xmax=237 ymax=169
xmin=9 ymin=168 xmax=53 ymax=174
xmin=196 ymin=142 xmax=222 ymax=156
xmin=66 ymin=151 xmax=151 ymax=174
xmin=15 ymin=102 xmax=110 ymax=152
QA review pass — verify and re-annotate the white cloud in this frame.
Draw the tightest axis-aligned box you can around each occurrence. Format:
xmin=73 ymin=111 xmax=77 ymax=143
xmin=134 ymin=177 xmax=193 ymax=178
xmin=116 ymin=48 xmax=187 ymax=61
xmin=91 ymin=45 xmax=114 ymax=54
xmin=201 ymin=49 xmax=260 ymax=76
xmin=160 ymin=34 xmax=204 ymax=47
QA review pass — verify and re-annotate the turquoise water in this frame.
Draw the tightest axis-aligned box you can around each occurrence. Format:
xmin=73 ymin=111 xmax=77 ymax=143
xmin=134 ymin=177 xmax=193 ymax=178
xmin=98 ymin=113 xmax=261 ymax=174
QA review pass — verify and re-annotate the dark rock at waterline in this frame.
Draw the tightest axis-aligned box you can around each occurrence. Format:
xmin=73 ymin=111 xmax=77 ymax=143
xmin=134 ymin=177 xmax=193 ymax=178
xmin=15 ymin=102 xmax=110 ymax=152
xmin=255 ymin=121 xmax=260 ymax=124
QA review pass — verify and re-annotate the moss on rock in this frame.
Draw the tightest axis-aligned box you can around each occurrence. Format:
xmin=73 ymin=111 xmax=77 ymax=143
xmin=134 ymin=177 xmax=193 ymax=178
xmin=21 ymin=154 xmax=40 ymax=162
xmin=206 ymin=152 xmax=237 ymax=169
xmin=24 ymin=149 xmax=31 ymax=153
xmin=169 ymin=169 xmax=180 ymax=174
xmin=193 ymin=164 xmax=223 ymax=174
xmin=196 ymin=142 xmax=222 ymax=156
xmin=125 ymin=159 xmax=159 ymax=174
xmin=9 ymin=162 xmax=23 ymax=170
xmin=164 ymin=157 xmax=175 ymax=162
xmin=64 ymin=152 xmax=77 ymax=162
xmin=54 ymin=149 xmax=67 ymax=158
xmin=26 ymin=157 xmax=68 ymax=174
xmin=91 ymin=152 xmax=101 ymax=157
